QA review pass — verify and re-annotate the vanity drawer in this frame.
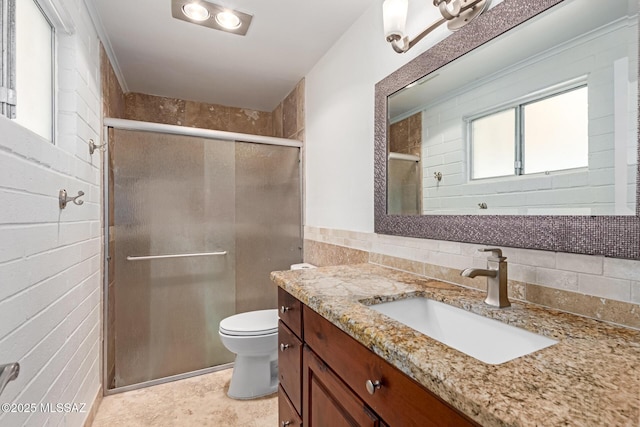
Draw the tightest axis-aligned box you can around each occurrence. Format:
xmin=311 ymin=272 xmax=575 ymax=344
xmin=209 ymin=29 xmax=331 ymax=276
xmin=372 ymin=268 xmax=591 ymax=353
xmin=278 ymin=320 xmax=302 ymax=415
xmin=278 ymin=287 xmax=303 ymax=339
xmin=279 ymin=386 xmax=302 ymax=427
xmin=303 ymin=306 xmax=478 ymax=427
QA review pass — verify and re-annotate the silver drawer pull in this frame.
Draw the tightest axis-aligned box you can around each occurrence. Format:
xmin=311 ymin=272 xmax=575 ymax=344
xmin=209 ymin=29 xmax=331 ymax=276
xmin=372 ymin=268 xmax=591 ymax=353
xmin=280 ymin=343 xmax=291 ymax=352
xmin=280 ymin=306 xmax=291 ymax=314
xmin=281 ymin=421 xmax=292 ymax=427
xmin=365 ymin=379 xmax=382 ymax=395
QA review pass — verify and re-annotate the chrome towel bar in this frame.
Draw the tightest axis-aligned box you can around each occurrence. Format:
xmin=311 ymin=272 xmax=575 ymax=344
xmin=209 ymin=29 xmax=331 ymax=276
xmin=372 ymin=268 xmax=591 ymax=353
xmin=127 ymin=251 xmax=227 ymax=261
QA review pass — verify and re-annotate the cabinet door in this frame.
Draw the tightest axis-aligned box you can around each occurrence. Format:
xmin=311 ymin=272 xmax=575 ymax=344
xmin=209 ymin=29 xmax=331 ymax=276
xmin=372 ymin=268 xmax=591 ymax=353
xmin=279 ymin=386 xmax=303 ymax=427
xmin=303 ymin=345 xmax=382 ymax=427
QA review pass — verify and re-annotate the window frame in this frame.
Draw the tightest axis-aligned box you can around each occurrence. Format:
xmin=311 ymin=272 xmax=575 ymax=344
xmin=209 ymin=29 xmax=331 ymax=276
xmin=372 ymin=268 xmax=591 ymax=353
xmin=465 ymin=77 xmax=589 ymax=181
xmin=15 ymin=0 xmax=56 ymax=142
xmin=1 ymin=0 xmax=61 ymax=143
xmin=0 ymin=0 xmax=16 ymax=119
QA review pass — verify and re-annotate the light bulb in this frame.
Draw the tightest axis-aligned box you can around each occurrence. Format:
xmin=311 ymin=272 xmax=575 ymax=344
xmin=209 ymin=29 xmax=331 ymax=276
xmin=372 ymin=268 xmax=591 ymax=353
xmin=215 ymin=11 xmax=241 ymax=29
xmin=383 ymin=0 xmax=408 ymax=39
xmin=182 ymin=3 xmax=210 ymax=21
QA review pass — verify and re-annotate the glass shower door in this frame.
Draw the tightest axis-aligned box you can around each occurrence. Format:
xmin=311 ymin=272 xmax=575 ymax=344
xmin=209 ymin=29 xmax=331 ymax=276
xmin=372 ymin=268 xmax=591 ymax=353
xmin=111 ymin=129 xmax=236 ymax=388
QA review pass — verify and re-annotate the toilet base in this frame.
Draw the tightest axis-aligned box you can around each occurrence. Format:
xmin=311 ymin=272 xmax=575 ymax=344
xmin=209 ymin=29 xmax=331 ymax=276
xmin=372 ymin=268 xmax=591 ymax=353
xmin=227 ymin=354 xmax=278 ymax=400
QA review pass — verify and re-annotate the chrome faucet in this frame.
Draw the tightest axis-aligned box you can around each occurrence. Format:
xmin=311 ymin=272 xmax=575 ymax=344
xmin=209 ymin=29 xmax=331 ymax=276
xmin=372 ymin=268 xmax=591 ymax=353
xmin=461 ymin=248 xmax=511 ymax=308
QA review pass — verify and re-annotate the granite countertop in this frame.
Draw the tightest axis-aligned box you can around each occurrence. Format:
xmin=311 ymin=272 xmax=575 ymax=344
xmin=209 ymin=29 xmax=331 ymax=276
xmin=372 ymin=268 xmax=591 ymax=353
xmin=271 ymin=263 xmax=640 ymax=427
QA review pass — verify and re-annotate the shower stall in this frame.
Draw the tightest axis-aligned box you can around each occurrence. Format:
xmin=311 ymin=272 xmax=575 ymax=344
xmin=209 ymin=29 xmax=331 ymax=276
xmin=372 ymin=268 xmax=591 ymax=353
xmin=103 ymin=119 xmax=302 ymax=393
xmin=387 ymin=152 xmax=422 ymax=215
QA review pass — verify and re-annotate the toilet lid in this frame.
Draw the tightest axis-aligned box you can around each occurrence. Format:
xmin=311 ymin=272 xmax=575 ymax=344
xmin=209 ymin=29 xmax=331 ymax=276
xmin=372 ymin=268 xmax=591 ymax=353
xmin=219 ymin=309 xmax=279 ymax=336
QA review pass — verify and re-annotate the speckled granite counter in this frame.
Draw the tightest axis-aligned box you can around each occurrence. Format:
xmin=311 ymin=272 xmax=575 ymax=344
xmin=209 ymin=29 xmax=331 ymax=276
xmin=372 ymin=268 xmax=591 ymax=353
xmin=271 ymin=263 xmax=640 ymax=427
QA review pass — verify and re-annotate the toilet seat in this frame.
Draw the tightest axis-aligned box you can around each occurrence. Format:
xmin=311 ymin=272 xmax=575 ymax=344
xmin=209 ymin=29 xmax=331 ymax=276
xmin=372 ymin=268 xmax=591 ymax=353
xmin=219 ymin=309 xmax=278 ymax=336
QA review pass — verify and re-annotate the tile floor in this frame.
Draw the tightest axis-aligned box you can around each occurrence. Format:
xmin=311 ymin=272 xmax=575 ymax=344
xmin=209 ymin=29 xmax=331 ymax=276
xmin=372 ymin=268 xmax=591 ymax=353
xmin=91 ymin=369 xmax=278 ymax=426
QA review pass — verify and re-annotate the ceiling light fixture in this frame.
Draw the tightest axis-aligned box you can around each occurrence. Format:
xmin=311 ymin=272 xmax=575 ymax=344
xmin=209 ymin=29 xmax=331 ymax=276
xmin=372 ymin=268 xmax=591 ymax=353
xmin=215 ymin=11 xmax=241 ymax=29
xmin=383 ymin=0 xmax=490 ymax=53
xmin=182 ymin=2 xmax=210 ymax=21
xmin=172 ymin=0 xmax=253 ymax=36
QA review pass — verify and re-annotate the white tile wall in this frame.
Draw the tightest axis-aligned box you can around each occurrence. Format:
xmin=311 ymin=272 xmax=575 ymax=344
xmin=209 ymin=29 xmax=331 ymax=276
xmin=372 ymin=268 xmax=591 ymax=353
xmin=0 ymin=0 xmax=102 ymax=425
xmin=306 ymin=226 xmax=639 ymax=305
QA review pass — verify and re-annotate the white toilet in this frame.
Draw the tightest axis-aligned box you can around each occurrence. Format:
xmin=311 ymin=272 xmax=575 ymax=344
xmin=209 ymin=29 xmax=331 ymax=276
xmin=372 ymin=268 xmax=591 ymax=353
xmin=219 ymin=263 xmax=315 ymax=400
xmin=218 ymin=309 xmax=279 ymax=399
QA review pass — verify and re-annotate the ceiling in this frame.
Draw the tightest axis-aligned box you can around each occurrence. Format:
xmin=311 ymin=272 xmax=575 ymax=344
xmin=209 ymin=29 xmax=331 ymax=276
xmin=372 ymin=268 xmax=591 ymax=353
xmin=86 ymin=0 xmax=373 ymax=111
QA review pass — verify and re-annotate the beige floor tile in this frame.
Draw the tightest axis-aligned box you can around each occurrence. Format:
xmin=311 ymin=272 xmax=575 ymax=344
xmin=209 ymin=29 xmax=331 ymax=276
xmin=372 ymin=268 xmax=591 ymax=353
xmin=92 ymin=369 xmax=277 ymax=426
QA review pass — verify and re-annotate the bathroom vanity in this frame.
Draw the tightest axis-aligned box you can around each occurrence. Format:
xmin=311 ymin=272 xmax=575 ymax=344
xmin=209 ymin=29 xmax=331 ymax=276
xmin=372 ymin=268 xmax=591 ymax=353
xmin=273 ymin=264 xmax=640 ymax=426
xmin=277 ymin=286 xmax=476 ymax=426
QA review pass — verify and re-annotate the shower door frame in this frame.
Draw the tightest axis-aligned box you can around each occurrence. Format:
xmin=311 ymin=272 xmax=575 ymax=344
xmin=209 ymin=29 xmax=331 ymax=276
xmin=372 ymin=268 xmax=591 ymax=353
xmin=101 ymin=118 xmax=303 ymax=395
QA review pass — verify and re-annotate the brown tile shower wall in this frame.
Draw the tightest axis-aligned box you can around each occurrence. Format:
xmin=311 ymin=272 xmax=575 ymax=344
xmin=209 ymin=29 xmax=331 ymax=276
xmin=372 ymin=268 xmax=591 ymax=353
xmin=123 ymin=93 xmax=275 ymax=136
xmin=276 ymin=79 xmax=305 ymax=140
xmin=100 ymin=46 xmax=125 ymax=119
xmin=120 ymin=79 xmax=305 ymax=141
xmin=389 ymin=112 xmax=421 ymax=157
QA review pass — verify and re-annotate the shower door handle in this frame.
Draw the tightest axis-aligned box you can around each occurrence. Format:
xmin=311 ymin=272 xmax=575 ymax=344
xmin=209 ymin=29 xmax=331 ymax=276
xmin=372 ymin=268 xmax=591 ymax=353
xmin=127 ymin=251 xmax=227 ymax=261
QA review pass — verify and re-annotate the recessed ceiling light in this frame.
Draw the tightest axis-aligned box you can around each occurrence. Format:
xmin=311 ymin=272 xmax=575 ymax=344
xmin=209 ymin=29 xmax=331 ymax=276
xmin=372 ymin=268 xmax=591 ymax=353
xmin=182 ymin=3 xmax=210 ymax=21
xmin=215 ymin=11 xmax=241 ymax=30
xmin=172 ymin=0 xmax=253 ymax=36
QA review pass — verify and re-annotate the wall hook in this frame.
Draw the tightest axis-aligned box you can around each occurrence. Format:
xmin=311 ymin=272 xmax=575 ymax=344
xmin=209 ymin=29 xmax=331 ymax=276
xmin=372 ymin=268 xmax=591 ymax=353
xmin=433 ymin=171 xmax=443 ymax=182
xmin=88 ymin=139 xmax=106 ymax=155
xmin=59 ymin=190 xmax=85 ymax=209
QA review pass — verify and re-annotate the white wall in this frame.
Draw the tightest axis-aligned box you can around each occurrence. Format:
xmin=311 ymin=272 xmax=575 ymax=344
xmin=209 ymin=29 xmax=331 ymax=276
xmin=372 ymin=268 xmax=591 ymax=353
xmin=0 ymin=0 xmax=102 ymax=425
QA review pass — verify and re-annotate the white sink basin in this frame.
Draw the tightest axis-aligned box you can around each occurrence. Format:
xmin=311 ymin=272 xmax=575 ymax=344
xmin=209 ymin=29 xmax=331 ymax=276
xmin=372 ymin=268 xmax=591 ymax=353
xmin=369 ymin=297 xmax=557 ymax=365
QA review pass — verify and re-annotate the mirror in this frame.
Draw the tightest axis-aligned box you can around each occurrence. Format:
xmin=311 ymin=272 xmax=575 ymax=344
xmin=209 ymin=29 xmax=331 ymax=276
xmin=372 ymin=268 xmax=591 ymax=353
xmin=374 ymin=0 xmax=640 ymax=259
xmin=387 ymin=0 xmax=637 ymax=216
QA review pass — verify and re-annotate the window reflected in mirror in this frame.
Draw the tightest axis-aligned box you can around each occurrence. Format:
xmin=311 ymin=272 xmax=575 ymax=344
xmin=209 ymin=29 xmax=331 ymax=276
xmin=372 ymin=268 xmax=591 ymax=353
xmin=471 ymin=108 xmax=516 ymax=179
xmin=470 ymin=85 xmax=589 ymax=180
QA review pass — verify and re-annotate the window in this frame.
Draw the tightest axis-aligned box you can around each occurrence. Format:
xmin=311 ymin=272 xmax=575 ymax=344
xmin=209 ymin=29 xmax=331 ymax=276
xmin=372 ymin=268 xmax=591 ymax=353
xmin=470 ymin=86 xmax=588 ymax=180
xmin=1 ymin=0 xmax=54 ymax=141
xmin=0 ymin=0 xmax=16 ymax=119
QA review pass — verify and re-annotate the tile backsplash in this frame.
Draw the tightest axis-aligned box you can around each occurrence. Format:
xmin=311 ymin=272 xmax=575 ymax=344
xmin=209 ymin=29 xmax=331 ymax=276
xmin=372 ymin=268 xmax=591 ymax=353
xmin=304 ymin=226 xmax=640 ymax=330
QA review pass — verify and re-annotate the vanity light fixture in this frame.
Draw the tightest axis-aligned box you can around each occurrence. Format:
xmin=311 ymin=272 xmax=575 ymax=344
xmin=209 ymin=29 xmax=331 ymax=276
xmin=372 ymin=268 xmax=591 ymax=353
xmin=172 ymin=0 xmax=253 ymax=36
xmin=383 ymin=0 xmax=490 ymax=53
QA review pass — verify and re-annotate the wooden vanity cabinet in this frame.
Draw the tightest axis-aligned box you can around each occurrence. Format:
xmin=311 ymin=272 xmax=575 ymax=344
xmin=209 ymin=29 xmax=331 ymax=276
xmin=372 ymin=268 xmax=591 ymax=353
xmin=278 ymin=288 xmax=479 ymax=427
xmin=303 ymin=307 xmax=478 ymax=427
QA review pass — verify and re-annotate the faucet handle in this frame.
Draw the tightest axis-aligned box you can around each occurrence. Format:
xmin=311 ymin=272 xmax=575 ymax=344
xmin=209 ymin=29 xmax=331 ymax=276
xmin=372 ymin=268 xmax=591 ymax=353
xmin=478 ymin=248 xmax=506 ymax=260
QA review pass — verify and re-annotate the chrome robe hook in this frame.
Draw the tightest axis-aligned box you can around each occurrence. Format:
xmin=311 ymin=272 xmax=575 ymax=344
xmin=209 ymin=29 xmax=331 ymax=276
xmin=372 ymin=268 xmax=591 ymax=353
xmin=59 ymin=190 xmax=85 ymax=209
xmin=89 ymin=139 xmax=107 ymax=155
